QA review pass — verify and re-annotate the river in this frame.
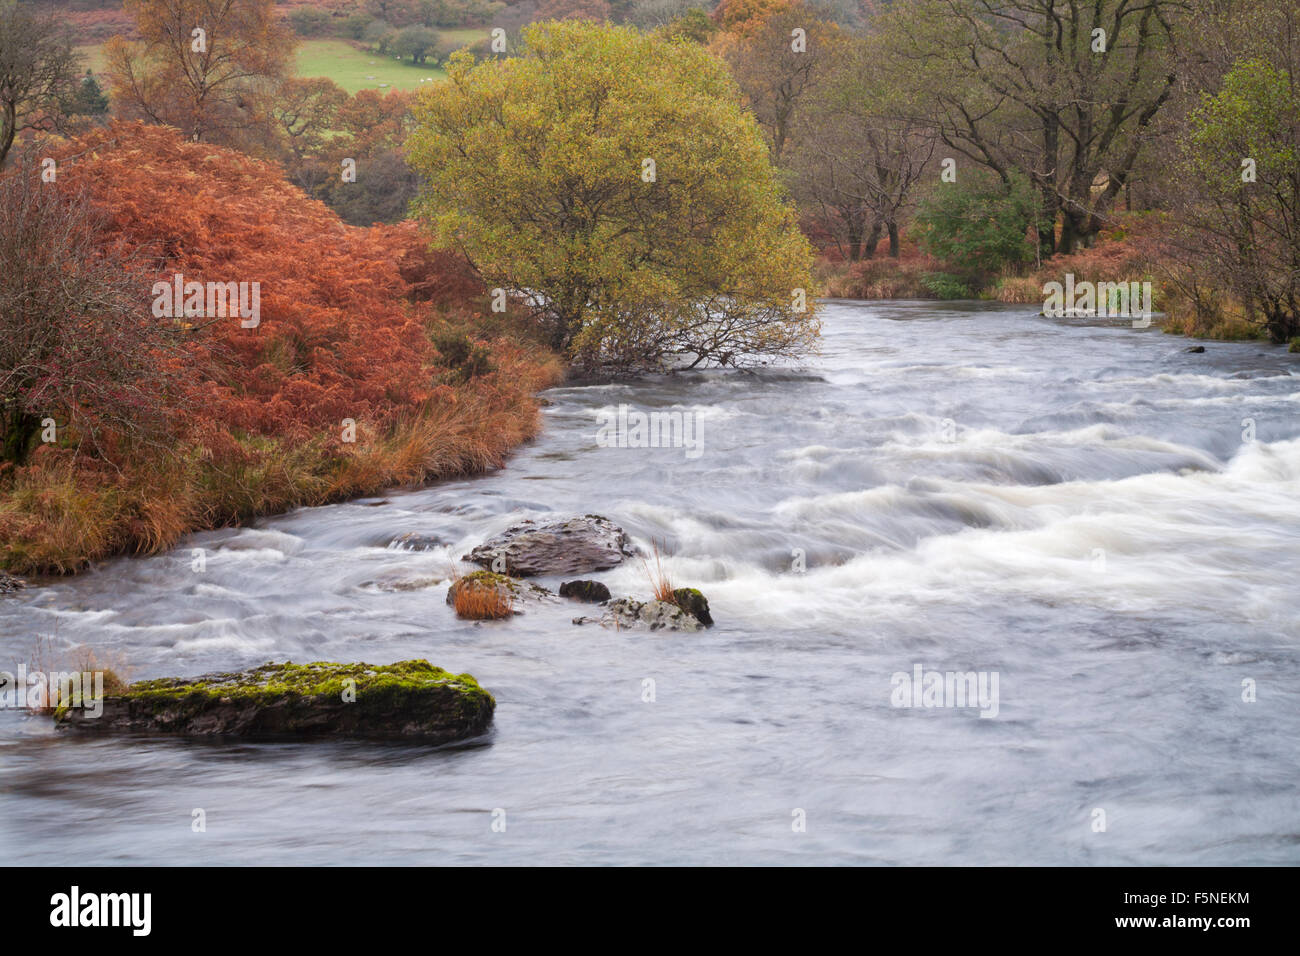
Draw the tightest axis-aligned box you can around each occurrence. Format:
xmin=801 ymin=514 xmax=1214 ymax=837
xmin=2 ymin=299 xmax=1298 ymax=865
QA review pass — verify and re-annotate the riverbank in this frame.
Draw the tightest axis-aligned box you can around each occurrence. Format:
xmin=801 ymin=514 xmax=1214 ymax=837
xmin=817 ymin=213 xmax=1299 ymax=347
xmin=0 ymin=124 xmax=563 ymax=578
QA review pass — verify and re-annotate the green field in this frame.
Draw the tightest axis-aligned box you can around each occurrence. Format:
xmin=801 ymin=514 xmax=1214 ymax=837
xmin=76 ymin=33 xmax=488 ymax=94
xmin=294 ymin=35 xmax=485 ymax=94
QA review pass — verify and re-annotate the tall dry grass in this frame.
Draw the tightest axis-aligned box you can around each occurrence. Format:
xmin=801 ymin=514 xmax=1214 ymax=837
xmin=0 ymin=344 xmax=564 ymax=576
xmin=641 ymin=541 xmax=677 ymax=605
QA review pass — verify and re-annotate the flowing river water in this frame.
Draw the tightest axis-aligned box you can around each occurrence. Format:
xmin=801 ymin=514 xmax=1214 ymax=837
xmin=2 ymin=300 xmax=1298 ymax=865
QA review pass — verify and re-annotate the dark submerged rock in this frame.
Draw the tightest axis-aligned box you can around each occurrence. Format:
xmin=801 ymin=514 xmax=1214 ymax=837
xmin=389 ymin=532 xmax=442 ymax=551
xmin=1184 ymin=345 xmax=1206 ymax=353
xmin=559 ymin=579 xmax=612 ymax=603
xmin=464 ymin=514 xmax=634 ymax=577
xmin=54 ymin=660 xmax=494 ymax=743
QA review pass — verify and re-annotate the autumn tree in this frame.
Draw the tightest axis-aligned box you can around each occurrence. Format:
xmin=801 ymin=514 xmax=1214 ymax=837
xmin=0 ymin=1 xmax=81 ymax=167
xmin=272 ymin=77 xmax=347 ymax=162
xmin=786 ymin=34 xmax=935 ymax=259
xmin=711 ymin=0 xmax=796 ymax=34
xmin=0 ymin=164 xmax=186 ymax=464
xmin=535 ymin=0 xmax=612 ymax=21
xmin=105 ymin=0 xmax=295 ymax=146
xmin=408 ymin=21 xmax=818 ymax=371
xmin=366 ymin=0 xmax=425 ymax=28
xmin=630 ymin=0 xmax=710 ymax=30
xmin=660 ymin=8 xmax=717 ymax=43
xmin=301 ymin=88 xmax=419 ymax=225
xmin=712 ymin=3 xmax=842 ymax=161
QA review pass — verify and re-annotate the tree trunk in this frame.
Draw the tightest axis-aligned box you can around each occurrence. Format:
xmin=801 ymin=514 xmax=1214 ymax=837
xmin=861 ymin=221 xmax=883 ymax=260
xmin=0 ymin=101 xmax=16 ymax=167
xmin=887 ymin=222 xmax=900 ymax=258
xmin=846 ymin=215 xmax=863 ymax=262
xmin=1 ymin=408 xmax=41 ymax=465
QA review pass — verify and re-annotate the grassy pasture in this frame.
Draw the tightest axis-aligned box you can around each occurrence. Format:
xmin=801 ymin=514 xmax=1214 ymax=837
xmin=294 ymin=34 xmax=486 ymax=93
xmin=75 ymin=31 xmax=489 ymax=94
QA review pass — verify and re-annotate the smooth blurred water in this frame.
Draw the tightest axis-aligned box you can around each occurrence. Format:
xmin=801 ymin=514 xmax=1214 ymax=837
xmin=2 ymin=300 xmax=1298 ymax=865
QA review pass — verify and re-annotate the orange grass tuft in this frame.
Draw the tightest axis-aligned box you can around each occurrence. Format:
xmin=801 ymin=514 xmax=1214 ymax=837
xmin=450 ymin=573 xmax=515 ymax=621
xmin=642 ymin=540 xmax=677 ymax=605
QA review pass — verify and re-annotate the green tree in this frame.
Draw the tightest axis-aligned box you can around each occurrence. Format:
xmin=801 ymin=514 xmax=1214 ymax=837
xmin=288 ymin=7 xmax=332 ymax=36
xmin=912 ymin=170 xmax=1038 ymax=275
xmin=660 ymin=8 xmax=716 ymax=43
xmin=408 ymin=21 xmax=818 ymax=372
xmin=393 ymin=25 xmax=440 ymax=64
xmin=68 ymin=70 xmax=110 ymax=118
xmin=1179 ymin=57 xmax=1300 ymax=342
xmin=363 ymin=19 xmax=396 ymax=53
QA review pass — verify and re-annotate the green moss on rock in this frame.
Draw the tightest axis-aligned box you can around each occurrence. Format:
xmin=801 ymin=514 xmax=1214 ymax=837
xmin=55 ymin=659 xmax=495 ymax=742
xmin=671 ymin=587 xmax=714 ymax=627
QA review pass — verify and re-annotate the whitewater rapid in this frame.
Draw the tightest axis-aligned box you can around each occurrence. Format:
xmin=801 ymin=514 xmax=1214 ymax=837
xmin=1 ymin=300 xmax=1297 ymax=864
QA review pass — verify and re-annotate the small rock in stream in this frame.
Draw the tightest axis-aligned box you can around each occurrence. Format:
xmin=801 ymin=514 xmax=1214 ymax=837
xmin=389 ymin=532 xmax=443 ymax=551
xmin=573 ymin=597 xmax=706 ymax=632
xmin=446 ymin=570 xmax=556 ymax=608
xmin=559 ymin=580 xmax=612 ymax=602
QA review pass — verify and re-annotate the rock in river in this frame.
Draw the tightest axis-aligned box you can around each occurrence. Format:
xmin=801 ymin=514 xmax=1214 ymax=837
xmin=463 ymin=514 xmax=634 ymax=577
xmin=388 ymin=532 xmax=442 ymax=552
xmin=0 ymin=571 xmax=25 ymax=595
xmin=574 ymin=597 xmax=706 ymax=632
xmin=445 ymin=570 xmax=556 ymax=609
xmin=54 ymin=660 xmax=494 ymax=743
xmin=559 ymin=579 xmax=612 ymax=603
xmin=672 ymin=588 xmax=714 ymax=627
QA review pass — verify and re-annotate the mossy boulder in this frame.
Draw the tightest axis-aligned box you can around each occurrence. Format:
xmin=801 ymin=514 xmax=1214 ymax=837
xmin=54 ymin=660 xmax=494 ymax=743
xmin=672 ymin=588 xmax=713 ymax=627
xmin=464 ymin=514 xmax=633 ymax=576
